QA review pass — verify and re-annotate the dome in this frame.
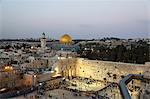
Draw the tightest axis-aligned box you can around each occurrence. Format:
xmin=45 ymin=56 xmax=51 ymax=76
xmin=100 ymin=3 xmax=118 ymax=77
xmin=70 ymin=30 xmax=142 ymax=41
xmin=60 ymin=34 xmax=72 ymax=44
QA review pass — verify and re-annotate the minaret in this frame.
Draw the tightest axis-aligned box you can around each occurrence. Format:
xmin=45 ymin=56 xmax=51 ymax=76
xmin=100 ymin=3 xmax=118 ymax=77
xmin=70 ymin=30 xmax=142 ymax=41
xmin=40 ymin=32 xmax=47 ymax=49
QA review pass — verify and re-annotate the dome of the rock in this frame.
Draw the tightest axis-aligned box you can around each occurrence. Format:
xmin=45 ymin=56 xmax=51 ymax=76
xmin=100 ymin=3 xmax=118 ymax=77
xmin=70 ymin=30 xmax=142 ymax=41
xmin=60 ymin=34 xmax=72 ymax=44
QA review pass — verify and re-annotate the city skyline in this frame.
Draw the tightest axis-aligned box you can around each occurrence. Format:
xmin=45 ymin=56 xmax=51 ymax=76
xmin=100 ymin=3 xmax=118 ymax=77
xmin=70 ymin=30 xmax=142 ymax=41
xmin=0 ymin=1 xmax=150 ymax=98
xmin=0 ymin=0 xmax=150 ymax=39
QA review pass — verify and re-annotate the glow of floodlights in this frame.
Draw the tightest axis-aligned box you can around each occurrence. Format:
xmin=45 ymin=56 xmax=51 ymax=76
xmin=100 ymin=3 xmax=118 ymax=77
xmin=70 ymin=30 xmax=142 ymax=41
xmin=4 ymin=66 xmax=13 ymax=71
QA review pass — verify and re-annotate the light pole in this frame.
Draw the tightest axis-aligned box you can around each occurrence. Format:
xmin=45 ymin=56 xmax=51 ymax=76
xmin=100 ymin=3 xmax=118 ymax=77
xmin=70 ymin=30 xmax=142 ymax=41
xmin=33 ymin=75 xmax=36 ymax=87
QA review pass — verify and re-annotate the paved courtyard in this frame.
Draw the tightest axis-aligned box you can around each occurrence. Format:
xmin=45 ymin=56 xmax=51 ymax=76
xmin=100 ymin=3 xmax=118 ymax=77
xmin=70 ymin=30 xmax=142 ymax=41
xmin=46 ymin=89 xmax=92 ymax=99
xmin=67 ymin=78 xmax=108 ymax=91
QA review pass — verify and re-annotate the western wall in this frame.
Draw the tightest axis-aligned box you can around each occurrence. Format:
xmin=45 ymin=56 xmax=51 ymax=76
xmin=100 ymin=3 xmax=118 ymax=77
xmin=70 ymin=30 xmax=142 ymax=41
xmin=59 ymin=58 xmax=150 ymax=83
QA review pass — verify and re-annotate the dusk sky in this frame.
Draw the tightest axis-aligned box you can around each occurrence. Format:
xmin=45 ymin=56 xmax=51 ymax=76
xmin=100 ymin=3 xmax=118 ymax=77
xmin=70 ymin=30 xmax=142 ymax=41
xmin=0 ymin=0 xmax=150 ymax=39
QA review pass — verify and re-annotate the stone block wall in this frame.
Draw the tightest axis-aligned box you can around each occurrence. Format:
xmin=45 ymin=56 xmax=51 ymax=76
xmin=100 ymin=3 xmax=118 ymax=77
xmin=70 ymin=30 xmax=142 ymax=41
xmin=75 ymin=58 xmax=150 ymax=83
xmin=57 ymin=58 xmax=150 ymax=83
xmin=57 ymin=58 xmax=77 ymax=78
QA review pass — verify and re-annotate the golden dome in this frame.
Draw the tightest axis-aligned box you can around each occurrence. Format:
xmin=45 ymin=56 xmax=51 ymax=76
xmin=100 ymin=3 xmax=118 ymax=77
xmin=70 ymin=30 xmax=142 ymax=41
xmin=60 ymin=34 xmax=72 ymax=44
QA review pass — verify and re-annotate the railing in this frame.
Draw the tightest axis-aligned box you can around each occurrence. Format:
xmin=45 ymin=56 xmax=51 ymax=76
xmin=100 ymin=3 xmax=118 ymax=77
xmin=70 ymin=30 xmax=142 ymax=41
xmin=119 ymin=74 xmax=150 ymax=99
xmin=96 ymin=74 xmax=150 ymax=99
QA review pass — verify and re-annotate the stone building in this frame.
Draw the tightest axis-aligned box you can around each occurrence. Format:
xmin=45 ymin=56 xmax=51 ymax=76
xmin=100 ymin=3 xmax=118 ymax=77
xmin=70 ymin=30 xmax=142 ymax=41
xmin=0 ymin=66 xmax=23 ymax=89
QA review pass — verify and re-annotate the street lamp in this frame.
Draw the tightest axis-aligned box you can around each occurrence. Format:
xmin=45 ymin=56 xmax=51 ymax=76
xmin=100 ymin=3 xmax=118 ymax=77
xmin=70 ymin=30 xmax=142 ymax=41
xmin=34 ymin=75 xmax=37 ymax=78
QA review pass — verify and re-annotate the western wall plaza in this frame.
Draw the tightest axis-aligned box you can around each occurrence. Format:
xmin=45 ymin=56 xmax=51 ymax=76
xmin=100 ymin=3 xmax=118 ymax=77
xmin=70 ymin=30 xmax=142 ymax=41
xmin=0 ymin=33 xmax=149 ymax=99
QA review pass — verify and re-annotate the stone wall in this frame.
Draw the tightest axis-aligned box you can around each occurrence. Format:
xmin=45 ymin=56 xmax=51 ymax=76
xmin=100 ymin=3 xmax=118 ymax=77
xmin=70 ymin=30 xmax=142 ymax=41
xmin=75 ymin=58 xmax=150 ymax=83
xmin=57 ymin=57 xmax=77 ymax=78
xmin=0 ymin=70 xmax=23 ymax=89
